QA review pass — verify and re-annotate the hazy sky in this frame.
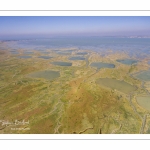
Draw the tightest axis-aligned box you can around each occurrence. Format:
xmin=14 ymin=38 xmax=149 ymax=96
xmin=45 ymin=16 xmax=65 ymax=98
xmin=0 ymin=16 xmax=150 ymax=39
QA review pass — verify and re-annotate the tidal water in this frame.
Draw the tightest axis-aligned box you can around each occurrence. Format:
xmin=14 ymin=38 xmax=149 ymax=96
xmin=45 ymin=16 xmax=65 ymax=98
xmin=2 ymin=37 xmax=150 ymax=59
xmin=69 ymin=56 xmax=85 ymax=60
xmin=38 ymin=56 xmax=53 ymax=59
xmin=51 ymin=61 xmax=72 ymax=66
xmin=96 ymin=78 xmax=137 ymax=94
xmin=18 ymin=56 xmax=32 ymax=59
xmin=135 ymin=70 xmax=150 ymax=81
xmin=116 ymin=59 xmax=138 ymax=65
xmin=28 ymin=70 xmax=60 ymax=80
xmin=90 ymin=62 xmax=115 ymax=69
xmin=136 ymin=96 xmax=150 ymax=111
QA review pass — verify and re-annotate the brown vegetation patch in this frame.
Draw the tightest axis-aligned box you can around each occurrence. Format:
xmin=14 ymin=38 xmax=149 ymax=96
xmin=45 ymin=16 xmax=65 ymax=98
xmin=67 ymin=77 xmax=84 ymax=98
xmin=19 ymin=105 xmax=48 ymax=120
xmin=11 ymin=87 xmax=33 ymax=102
xmin=2 ymin=84 xmax=38 ymax=113
xmin=11 ymin=101 xmax=29 ymax=112
xmin=21 ymin=66 xmax=38 ymax=74
xmin=61 ymin=80 xmax=141 ymax=133
xmin=28 ymin=114 xmax=57 ymax=134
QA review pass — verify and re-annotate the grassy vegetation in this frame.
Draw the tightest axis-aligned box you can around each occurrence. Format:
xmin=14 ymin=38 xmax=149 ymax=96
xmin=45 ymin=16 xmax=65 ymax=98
xmin=0 ymin=49 xmax=149 ymax=133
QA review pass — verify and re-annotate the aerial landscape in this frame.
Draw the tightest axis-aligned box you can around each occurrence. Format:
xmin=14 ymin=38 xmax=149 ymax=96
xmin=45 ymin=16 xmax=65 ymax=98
xmin=0 ymin=16 xmax=150 ymax=134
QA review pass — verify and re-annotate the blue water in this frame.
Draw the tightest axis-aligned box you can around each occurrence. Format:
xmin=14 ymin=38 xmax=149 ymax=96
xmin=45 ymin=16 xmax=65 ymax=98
xmin=76 ymin=52 xmax=88 ymax=55
xmin=51 ymin=61 xmax=72 ymax=66
xmin=38 ymin=56 xmax=53 ymax=59
xmin=90 ymin=62 xmax=115 ymax=69
xmin=56 ymin=52 xmax=71 ymax=55
xmin=117 ymin=59 xmax=138 ymax=65
xmin=23 ymin=51 xmax=34 ymax=54
xmin=69 ymin=56 xmax=85 ymax=60
xmin=2 ymin=37 xmax=150 ymax=59
xmin=135 ymin=70 xmax=150 ymax=81
xmin=11 ymin=51 xmax=19 ymax=54
xmin=18 ymin=56 xmax=32 ymax=59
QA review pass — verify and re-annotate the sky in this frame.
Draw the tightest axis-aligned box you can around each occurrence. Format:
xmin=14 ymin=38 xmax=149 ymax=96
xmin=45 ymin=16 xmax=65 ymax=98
xmin=0 ymin=16 xmax=150 ymax=39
